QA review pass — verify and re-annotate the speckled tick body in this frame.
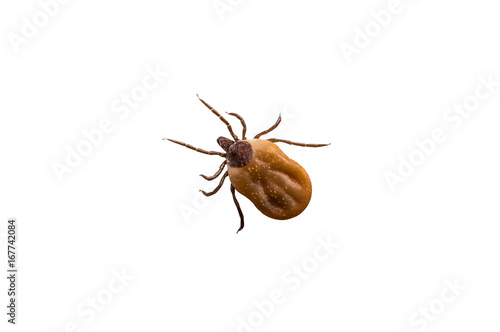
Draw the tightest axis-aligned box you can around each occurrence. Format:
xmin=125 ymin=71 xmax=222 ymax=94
xmin=164 ymin=95 xmax=330 ymax=233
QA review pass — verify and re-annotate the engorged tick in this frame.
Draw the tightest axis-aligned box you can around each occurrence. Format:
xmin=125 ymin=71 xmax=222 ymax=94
xmin=163 ymin=94 xmax=330 ymax=233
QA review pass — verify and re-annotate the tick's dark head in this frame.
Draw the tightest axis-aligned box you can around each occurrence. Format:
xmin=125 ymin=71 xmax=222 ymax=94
xmin=217 ymin=136 xmax=253 ymax=167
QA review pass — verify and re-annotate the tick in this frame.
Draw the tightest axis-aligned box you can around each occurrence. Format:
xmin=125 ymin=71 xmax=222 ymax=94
xmin=164 ymin=95 xmax=330 ymax=233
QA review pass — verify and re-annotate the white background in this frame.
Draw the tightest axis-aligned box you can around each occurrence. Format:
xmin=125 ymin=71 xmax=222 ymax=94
xmin=1 ymin=0 xmax=500 ymax=331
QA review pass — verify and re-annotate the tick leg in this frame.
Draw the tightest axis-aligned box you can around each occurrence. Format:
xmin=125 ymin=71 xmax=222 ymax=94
xmin=267 ymin=138 xmax=330 ymax=147
xmin=163 ymin=138 xmax=226 ymax=157
xmin=196 ymin=94 xmax=239 ymax=141
xmin=226 ymin=112 xmax=247 ymax=140
xmin=200 ymin=160 xmax=227 ymax=181
xmin=200 ymin=171 xmax=228 ymax=196
xmin=254 ymin=114 xmax=282 ymax=138
xmin=231 ymin=185 xmax=245 ymax=233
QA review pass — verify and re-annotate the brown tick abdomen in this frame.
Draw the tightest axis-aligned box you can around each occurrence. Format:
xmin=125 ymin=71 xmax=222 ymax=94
xmin=227 ymin=139 xmax=312 ymax=220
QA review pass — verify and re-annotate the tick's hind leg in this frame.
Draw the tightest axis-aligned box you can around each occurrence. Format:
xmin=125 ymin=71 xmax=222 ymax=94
xmin=200 ymin=171 xmax=228 ymax=196
xmin=267 ymin=138 xmax=330 ymax=147
xmin=230 ymin=185 xmax=245 ymax=233
xmin=200 ymin=160 xmax=227 ymax=181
